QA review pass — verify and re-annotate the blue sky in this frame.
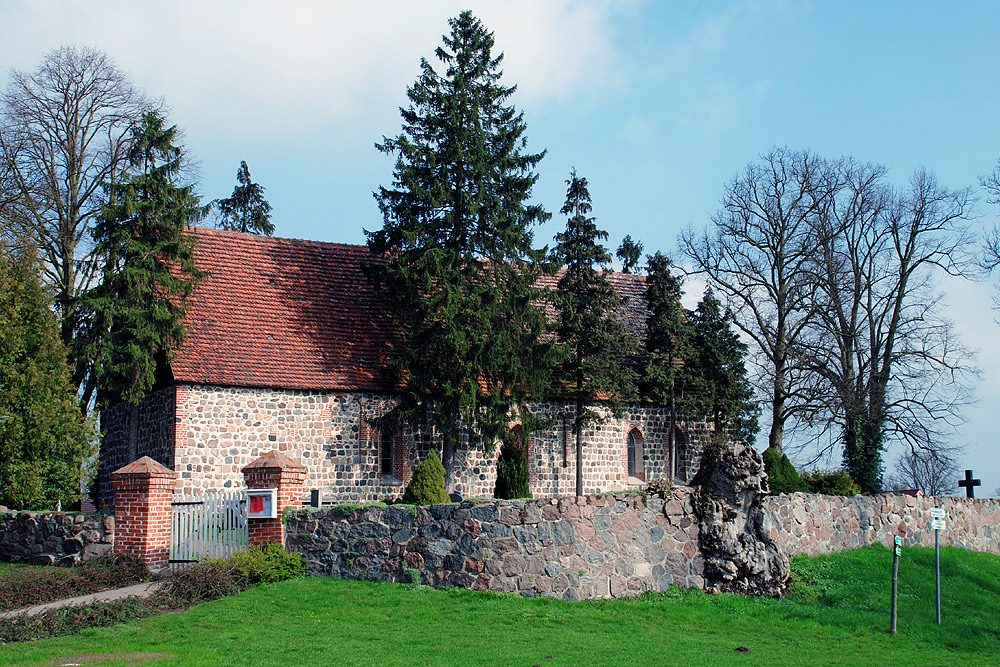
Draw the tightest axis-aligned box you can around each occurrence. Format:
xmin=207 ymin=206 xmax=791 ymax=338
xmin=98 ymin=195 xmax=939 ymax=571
xmin=2 ymin=0 xmax=997 ymax=495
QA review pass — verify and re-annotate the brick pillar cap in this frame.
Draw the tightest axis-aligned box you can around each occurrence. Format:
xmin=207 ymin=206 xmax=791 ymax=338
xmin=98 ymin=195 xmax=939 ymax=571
xmin=112 ymin=456 xmax=176 ymax=478
xmin=241 ymin=450 xmax=307 ymax=474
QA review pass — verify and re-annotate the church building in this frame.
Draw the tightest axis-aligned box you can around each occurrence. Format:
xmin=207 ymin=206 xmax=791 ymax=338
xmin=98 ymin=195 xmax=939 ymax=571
xmin=95 ymin=227 xmax=714 ymax=503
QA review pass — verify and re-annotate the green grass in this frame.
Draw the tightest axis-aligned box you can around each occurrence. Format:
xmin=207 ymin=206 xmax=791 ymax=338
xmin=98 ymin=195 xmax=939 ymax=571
xmin=0 ymin=564 xmax=25 ymax=575
xmin=1 ymin=545 xmax=997 ymax=666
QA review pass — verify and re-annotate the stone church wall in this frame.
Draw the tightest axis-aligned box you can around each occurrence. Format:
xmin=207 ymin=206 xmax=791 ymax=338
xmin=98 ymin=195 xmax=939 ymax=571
xmin=97 ymin=383 xmax=714 ymax=503
xmin=95 ymin=386 xmax=177 ymax=502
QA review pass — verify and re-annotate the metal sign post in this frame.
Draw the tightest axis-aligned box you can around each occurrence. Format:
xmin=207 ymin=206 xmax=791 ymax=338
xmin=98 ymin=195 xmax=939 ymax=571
xmin=930 ymin=508 xmax=946 ymax=625
xmin=891 ymin=535 xmax=901 ymax=634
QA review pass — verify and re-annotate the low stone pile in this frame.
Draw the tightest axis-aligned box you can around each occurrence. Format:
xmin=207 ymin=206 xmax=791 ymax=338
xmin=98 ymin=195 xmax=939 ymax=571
xmin=0 ymin=511 xmax=114 ymax=566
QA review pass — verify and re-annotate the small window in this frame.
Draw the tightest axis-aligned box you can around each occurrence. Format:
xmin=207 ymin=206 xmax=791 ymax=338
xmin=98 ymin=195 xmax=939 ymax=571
xmin=379 ymin=432 xmax=392 ymax=476
xmin=627 ymin=428 xmax=645 ymax=481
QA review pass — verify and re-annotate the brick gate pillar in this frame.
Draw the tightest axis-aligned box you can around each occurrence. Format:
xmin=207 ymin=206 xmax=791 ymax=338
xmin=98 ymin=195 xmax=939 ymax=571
xmin=241 ymin=451 xmax=307 ymax=548
xmin=111 ymin=457 xmax=177 ymax=571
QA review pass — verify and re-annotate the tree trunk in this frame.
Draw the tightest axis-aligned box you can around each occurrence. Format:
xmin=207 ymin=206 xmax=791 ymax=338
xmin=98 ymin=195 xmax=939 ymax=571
xmin=127 ymin=402 xmax=138 ymax=463
xmin=441 ymin=427 xmax=456 ymax=493
xmin=668 ymin=375 xmax=677 ymax=480
xmin=575 ymin=396 xmax=584 ymax=496
xmin=768 ymin=368 xmax=786 ymax=456
xmin=575 ymin=428 xmax=583 ymax=497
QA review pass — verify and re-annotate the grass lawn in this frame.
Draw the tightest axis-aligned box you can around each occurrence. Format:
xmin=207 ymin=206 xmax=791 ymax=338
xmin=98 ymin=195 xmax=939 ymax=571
xmin=0 ymin=564 xmax=24 ymax=575
xmin=1 ymin=544 xmax=997 ymax=666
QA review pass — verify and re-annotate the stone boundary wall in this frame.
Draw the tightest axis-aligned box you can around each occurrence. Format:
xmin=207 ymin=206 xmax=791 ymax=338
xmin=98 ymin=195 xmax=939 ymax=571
xmin=286 ymin=491 xmax=704 ymax=600
xmin=763 ymin=493 xmax=1000 ymax=556
xmin=287 ymin=490 xmax=1000 ymax=600
xmin=0 ymin=511 xmax=114 ymax=566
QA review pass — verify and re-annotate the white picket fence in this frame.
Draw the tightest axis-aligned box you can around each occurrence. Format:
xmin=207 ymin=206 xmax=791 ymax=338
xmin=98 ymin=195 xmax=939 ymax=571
xmin=169 ymin=491 xmax=248 ymax=567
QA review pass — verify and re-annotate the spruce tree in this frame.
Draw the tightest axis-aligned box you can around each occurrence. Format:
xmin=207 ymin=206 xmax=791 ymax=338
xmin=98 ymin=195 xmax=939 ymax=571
xmin=215 ymin=160 xmax=274 ymax=235
xmin=642 ymin=251 xmax=694 ymax=479
xmin=366 ymin=12 xmax=553 ymax=489
xmin=551 ymin=170 xmax=636 ymax=496
xmin=0 ymin=243 xmax=97 ymax=509
xmin=688 ymin=288 xmax=759 ymax=445
xmin=90 ymin=111 xmax=204 ymax=461
xmin=616 ymin=235 xmax=643 ymax=274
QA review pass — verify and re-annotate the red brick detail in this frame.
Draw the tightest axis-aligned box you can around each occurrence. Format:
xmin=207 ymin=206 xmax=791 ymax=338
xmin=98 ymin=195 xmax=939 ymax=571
xmin=241 ymin=451 xmax=307 ymax=548
xmin=393 ymin=431 xmax=410 ymax=483
xmin=527 ymin=436 xmax=538 ymax=489
xmin=111 ymin=456 xmax=178 ymax=571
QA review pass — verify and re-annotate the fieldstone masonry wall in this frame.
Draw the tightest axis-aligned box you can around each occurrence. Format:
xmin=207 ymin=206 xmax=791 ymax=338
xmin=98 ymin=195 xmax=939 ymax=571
xmin=97 ymin=383 xmax=716 ymax=504
xmin=96 ymin=386 xmax=177 ymax=501
xmin=286 ymin=488 xmax=1000 ymax=600
xmin=286 ymin=491 xmax=705 ymax=599
xmin=763 ymin=492 xmax=1000 ymax=556
xmin=0 ymin=511 xmax=114 ymax=565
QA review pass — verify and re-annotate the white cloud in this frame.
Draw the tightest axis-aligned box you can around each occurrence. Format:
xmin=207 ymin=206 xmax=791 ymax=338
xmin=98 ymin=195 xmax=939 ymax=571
xmin=0 ymin=0 xmax=620 ymax=144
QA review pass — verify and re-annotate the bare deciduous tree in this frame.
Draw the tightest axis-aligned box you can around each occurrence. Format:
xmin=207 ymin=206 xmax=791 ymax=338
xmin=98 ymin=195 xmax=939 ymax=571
xmin=889 ymin=445 xmax=962 ymax=496
xmin=680 ymin=147 xmax=834 ymax=457
xmin=805 ymin=163 xmax=977 ymax=492
xmin=980 ymin=158 xmax=1000 ymax=307
xmin=0 ymin=45 xmax=153 ymax=410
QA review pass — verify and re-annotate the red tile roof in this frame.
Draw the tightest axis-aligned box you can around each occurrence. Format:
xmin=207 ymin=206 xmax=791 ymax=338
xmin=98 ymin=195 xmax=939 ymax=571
xmin=172 ymin=226 xmax=650 ymax=392
xmin=172 ymin=227 xmax=394 ymax=392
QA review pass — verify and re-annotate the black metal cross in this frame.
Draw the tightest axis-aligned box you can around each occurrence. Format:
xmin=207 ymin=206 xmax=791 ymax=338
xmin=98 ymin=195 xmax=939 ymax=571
xmin=958 ymin=469 xmax=981 ymax=499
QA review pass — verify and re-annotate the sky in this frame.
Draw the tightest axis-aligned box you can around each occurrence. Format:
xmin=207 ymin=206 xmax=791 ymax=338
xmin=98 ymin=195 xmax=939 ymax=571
xmin=2 ymin=0 xmax=998 ymax=496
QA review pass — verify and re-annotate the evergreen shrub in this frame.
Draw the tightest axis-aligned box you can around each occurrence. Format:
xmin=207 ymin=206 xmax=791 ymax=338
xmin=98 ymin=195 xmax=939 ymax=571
xmin=800 ymin=470 xmax=862 ymax=496
xmin=401 ymin=450 xmax=449 ymax=505
xmin=762 ymin=448 xmax=807 ymax=494
xmin=494 ymin=431 xmax=531 ymax=499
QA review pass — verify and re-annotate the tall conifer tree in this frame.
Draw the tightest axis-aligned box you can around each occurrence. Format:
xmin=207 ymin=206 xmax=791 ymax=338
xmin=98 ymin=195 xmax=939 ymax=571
xmin=0 ymin=243 xmax=97 ymax=509
xmin=215 ymin=161 xmax=274 ymax=235
xmin=91 ymin=112 xmax=204 ymax=461
xmin=642 ymin=251 xmax=694 ymax=478
xmin=551 ymin=170 xmax=636 ymax=496
xmin=366 ymin=12 xmax=552 ymax=489
xmin=689 ymin=288 xmax=759 ymax=445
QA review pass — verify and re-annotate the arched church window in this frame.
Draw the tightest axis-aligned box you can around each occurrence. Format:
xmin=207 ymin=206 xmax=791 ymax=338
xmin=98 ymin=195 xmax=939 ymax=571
xmin=627 ymin=428 xmax=645 ymax=481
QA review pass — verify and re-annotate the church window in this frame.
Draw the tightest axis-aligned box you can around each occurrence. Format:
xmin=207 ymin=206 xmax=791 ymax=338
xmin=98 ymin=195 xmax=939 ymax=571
xmin=627 ymin=428 xmax=645 ymax=481
xmin=379 ymin=431 xmax=392 ymax=475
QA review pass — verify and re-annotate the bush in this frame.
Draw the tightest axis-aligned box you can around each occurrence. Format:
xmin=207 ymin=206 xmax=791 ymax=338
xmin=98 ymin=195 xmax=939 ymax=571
xmin=762 ymin=448 xmax=807 ymax=494
xmin=0 ymin=597 xmax=158 ymax=643
xmin=0 ymin=552 xmax=149 ymax=612
xmin=644 ymin=478 xmax=673 ymax=499
xmin=402 ymin=450 xmax=449 ymax=505
xmin=157 ymin=544 xmax=305 ymax=609
xmin=156 ymin=561 xmax=246 ymax=608
xmin=494 ymin=431 xmax=531 ymax=499
xmin=801 ymin=469 xmax=861 ymax=496
xmin=225 ymin=542 xmax=305 ymax=585
xmin=82 ymin=552 xmax=149 ymax=588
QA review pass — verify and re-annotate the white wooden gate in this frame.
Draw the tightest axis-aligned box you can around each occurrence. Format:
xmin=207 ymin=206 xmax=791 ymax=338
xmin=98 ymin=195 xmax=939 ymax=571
xmin=170 ymin=491 xmax=248 ymax=567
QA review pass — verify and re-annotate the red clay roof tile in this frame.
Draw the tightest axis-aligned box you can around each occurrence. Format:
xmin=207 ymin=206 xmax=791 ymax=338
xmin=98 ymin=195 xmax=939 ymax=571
xmin=173 ymin=226 xmax=650 ymax=392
